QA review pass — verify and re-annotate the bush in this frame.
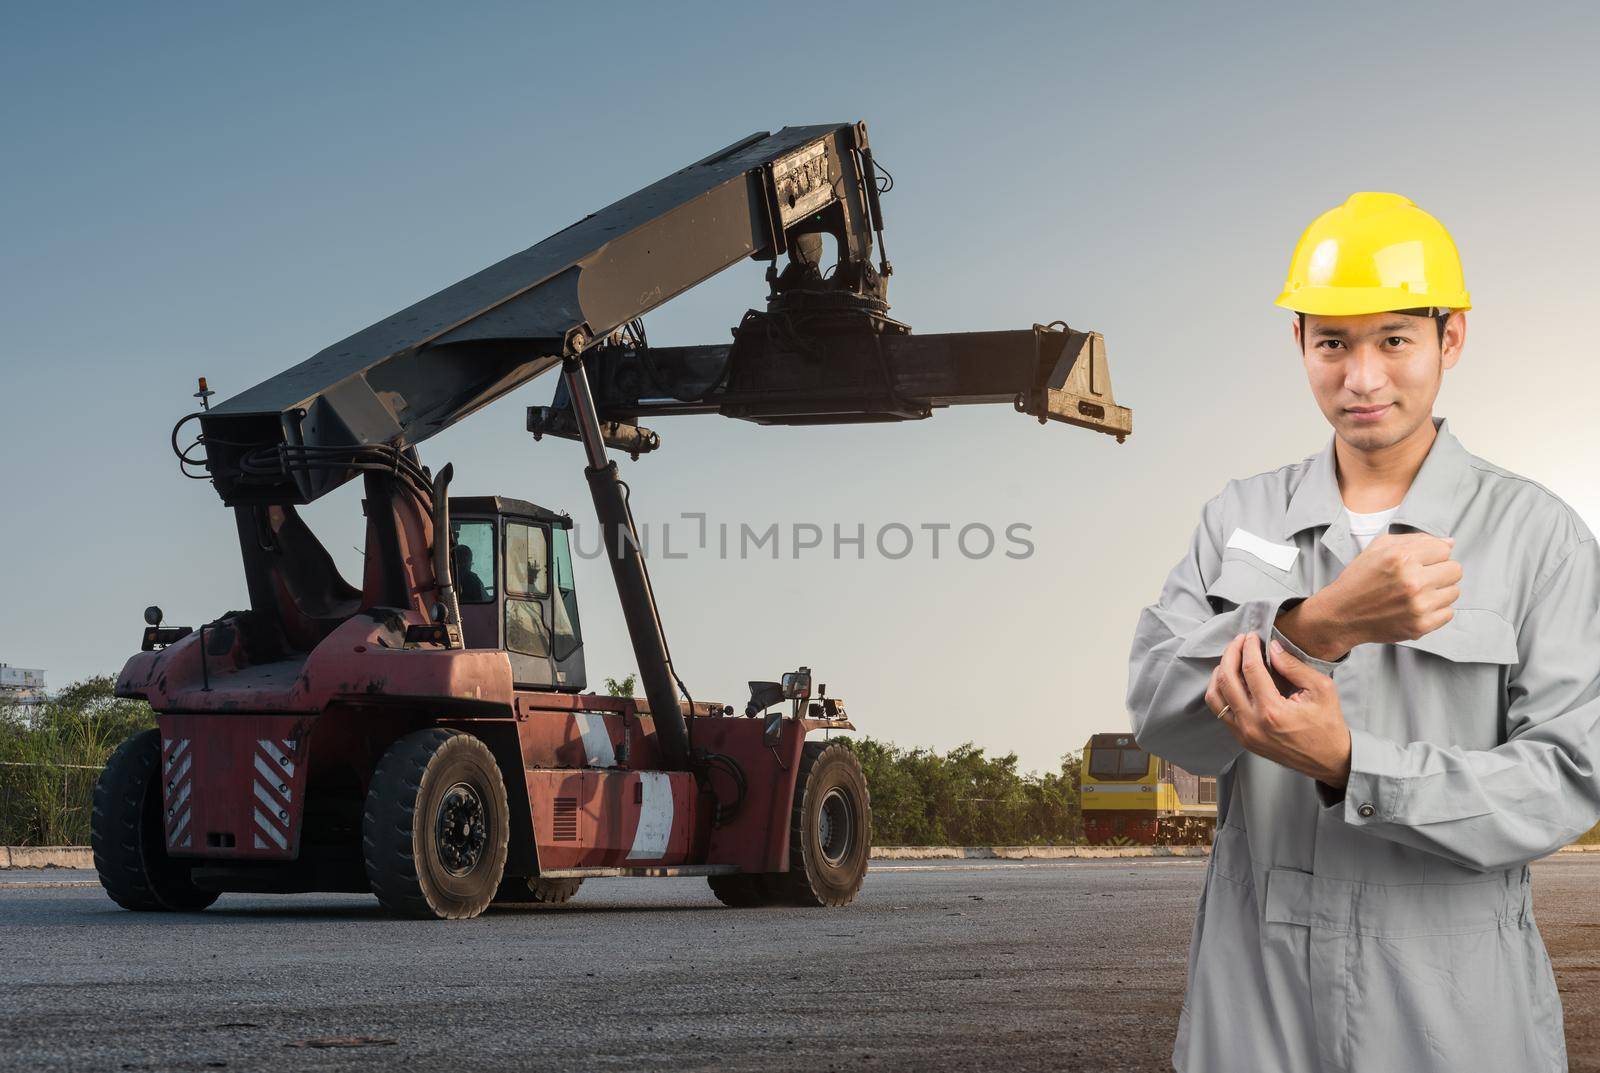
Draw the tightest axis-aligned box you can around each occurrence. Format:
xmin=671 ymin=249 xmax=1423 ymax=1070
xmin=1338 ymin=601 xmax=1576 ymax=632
xmin=603 ymin=674 xmax=637 ymax=698
xmin=0 ymin=677 xmax=155 ymax=845
xmin=849 ymin=738 xmax=1084 ymax=846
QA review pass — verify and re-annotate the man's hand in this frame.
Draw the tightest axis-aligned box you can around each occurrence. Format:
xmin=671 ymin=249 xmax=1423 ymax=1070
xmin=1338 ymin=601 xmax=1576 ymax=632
xmin=1278 ymin=533 xmax=1462 ymax=661
xmin=1206 ymin=631 xmax=1351 ymax=787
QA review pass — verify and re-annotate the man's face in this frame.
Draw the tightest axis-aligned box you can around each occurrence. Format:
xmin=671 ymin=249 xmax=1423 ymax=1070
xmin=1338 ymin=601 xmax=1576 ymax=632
xmin=1293 ymin=310 xmax=1465 ymax=451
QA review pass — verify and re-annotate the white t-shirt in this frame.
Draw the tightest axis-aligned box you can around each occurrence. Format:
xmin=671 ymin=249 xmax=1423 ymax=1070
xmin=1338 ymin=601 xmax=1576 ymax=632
xmin=1347 ymin=505 xmax=1399 ymax=551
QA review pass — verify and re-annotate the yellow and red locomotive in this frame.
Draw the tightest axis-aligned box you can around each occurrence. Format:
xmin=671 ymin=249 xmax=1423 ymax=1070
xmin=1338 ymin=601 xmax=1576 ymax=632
xmin=1081 ymin=733 xmax=1216 ymax=845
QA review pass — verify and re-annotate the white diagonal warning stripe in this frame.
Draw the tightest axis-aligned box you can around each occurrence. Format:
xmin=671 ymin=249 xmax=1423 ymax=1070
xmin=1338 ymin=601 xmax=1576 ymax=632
xmin=250 ymin=739 xmax=295 ymax=852
xmin=170 ymin=807 xmax=191 ymax=845
xmin=253 ymin=780 xmax=284 ymax=812
xmin=163 ymin=738 xmax=193 ymax=850
xmin=253 ymin=807 xmax=288 ymax=850
xmin=258 ymin=739 xmax=294 ymax=777
xmin=253 ymin=754 xmax=290 ymax=800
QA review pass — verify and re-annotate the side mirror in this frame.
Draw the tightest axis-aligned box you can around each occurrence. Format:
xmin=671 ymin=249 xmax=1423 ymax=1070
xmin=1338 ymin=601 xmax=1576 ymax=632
xmin=781 ymin=666 xmax=812 ymax=701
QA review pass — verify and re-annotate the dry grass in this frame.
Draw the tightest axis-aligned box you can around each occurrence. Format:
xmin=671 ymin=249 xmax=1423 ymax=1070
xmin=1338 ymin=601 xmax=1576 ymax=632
xmin=0 ymin=678 xmax=154 ymax=845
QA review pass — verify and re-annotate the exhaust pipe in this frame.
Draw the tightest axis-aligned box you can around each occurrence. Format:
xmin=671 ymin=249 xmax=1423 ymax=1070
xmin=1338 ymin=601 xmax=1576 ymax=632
xmin=430 ymin=463 xmax=464 ymax=646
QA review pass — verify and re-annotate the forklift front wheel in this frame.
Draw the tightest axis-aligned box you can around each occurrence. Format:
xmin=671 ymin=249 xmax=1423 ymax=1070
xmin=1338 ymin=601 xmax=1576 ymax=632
xmin=90 ymin=728 xmax=219 ymax=912
xmin=363 ymin=729 xmax=510 ymax=920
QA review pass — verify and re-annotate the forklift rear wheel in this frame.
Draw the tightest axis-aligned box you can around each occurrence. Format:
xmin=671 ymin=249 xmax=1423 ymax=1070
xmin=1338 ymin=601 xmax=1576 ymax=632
xmin=494 ymin=875 xmax=584 ymax=905
xmin=781 ymin=741 xmax=871 ymax=907
xmin=363 ymin=729 xmax=510 ymax=920
xmin=706 ymin=873 xmax=784 ymax=907
xmin=90 ymin=729 xmax=219 ymax=912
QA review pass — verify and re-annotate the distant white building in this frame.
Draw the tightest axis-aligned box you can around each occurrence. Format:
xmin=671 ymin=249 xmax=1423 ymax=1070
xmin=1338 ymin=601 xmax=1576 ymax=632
xmin=0 ymin=664 xmax=47 ymax=705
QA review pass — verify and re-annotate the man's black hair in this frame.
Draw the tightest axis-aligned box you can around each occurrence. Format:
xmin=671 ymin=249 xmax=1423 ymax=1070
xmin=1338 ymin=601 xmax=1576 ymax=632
xmin=1297 ymin=308 xmax=1450 ymax=350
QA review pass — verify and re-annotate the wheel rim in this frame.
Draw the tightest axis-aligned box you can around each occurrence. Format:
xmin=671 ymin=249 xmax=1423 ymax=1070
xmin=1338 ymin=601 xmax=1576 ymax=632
xmin=817 ymin=787 xmax=855 ymax=866
xmin=435 ymin=781 xmax=488 ymax=876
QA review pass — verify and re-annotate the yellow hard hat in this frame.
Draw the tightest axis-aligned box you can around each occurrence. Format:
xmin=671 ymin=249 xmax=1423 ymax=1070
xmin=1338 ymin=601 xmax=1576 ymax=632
xmin=1275 ymin=192 xmax=1470 ymax=316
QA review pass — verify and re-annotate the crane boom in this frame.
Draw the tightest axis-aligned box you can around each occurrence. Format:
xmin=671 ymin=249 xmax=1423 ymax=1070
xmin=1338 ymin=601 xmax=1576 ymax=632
xmin=196 ymin=121 xmax=1129 ymax=506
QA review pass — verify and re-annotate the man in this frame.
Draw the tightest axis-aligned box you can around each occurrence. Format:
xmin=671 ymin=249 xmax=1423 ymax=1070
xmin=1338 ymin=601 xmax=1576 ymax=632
xmin=1126 ymin=191 xmax=1600 ymax=1072
xmin=452 ymin=543 xmax=489 ymax=603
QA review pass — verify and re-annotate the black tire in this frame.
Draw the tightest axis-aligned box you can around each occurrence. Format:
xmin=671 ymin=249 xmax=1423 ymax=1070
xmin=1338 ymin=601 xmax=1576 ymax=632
xmin=780 ymin=741 xmax=871 ymax=907
xmin=494 ymin=875 xmax=583 ymax=906
xmin=706 ymin=873 xmax=784 ymax=908
xmin=362 ymin=729 xmax=509 ymax=920
xmin=90 ymin=729 xmax=219 ymax=912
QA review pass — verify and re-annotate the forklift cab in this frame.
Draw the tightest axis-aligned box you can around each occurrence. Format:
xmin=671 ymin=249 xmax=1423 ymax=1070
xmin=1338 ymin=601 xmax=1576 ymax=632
xmin=448 ymin=496 xmax=586 ymax=692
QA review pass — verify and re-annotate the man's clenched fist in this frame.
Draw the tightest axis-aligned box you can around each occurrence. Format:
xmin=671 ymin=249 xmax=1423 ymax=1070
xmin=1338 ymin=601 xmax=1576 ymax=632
xmin=1277 ymin=532 xmax=1462 ymax=662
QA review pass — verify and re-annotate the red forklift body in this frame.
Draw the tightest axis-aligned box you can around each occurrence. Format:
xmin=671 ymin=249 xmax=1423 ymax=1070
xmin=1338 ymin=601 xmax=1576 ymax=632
xmin=126 ymin=623 xmax=842 ymax=881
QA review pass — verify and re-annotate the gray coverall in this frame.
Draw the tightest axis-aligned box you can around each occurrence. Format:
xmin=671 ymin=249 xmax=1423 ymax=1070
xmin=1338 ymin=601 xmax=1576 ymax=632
xmin=1127 ymin=416 xmax=1600 ymax=1072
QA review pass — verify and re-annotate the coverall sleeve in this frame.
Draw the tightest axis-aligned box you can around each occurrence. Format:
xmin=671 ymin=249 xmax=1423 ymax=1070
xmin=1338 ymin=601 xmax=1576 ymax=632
xmin=1126 ymin=494 xmax=1342 ymax=776
xmin=1327 ymin=536 xmax=1600 ymax=872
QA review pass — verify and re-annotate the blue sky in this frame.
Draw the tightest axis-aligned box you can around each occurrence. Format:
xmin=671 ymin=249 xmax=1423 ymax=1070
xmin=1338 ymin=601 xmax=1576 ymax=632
xmin=4 ymin=2 xmax=1598 ymax=770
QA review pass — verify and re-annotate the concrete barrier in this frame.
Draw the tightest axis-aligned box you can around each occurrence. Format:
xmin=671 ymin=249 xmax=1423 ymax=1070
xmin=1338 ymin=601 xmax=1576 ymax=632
xmin=0 ymin=847 xmax=94 ymax=869
xmin=1 ymin=843 xmax=1594 ymax=869
xmin=873 ymin=845 xmax=1209 ymax=860
xmin=7 ymin=845 xmax=1189 ymax=868
xmin=870 ymin=843 xmax=1600 ymax=861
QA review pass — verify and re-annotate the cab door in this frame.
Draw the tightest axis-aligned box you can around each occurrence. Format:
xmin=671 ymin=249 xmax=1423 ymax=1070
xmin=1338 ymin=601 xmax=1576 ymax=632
xmin=503 ymin=519 xmax=556 ymax=688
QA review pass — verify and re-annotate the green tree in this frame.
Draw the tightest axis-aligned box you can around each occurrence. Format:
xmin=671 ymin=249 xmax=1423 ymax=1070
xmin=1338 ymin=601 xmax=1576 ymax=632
xmin=603 ymin=674 xmax=637 ymax=698
xmin=846 ymin=737 xmax=1085 ymax=846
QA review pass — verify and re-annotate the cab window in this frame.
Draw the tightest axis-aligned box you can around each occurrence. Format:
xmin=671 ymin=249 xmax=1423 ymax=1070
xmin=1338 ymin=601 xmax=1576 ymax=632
xmin=504 ymin=521 xmax=551 ymax=658
xmin=1088 ymin=746 xmax=1152 ymax=781
xmin=506 ymin=522 xmax=549 ymax=597
xmin=449 ymin=520 xmax=495 ymax=604
xmin=552 ymin=526 xmax=583 ymax=660
xmin=506 ymin=599 xmax=550 ymax=658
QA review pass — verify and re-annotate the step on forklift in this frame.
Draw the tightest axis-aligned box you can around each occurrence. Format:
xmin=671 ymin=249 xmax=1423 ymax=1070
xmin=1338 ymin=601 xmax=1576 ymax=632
xmin=95 ymin=122 xmax=1132 ymax=919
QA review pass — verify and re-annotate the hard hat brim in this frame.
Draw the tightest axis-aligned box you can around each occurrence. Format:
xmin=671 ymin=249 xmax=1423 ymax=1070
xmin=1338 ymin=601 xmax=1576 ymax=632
xmin=1274 ymin=285 xmax=1471 ymax=316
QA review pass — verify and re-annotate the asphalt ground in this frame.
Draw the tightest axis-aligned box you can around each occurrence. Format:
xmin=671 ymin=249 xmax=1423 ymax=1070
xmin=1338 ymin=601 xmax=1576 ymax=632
xmin=2 ymin=855 xmax=1596 ymax=1073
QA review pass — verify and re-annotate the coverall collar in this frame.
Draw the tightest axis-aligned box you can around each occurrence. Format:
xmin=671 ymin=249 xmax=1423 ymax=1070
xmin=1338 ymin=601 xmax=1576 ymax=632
xmin=1283 ymin=415 xmax=1468 ymax=542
